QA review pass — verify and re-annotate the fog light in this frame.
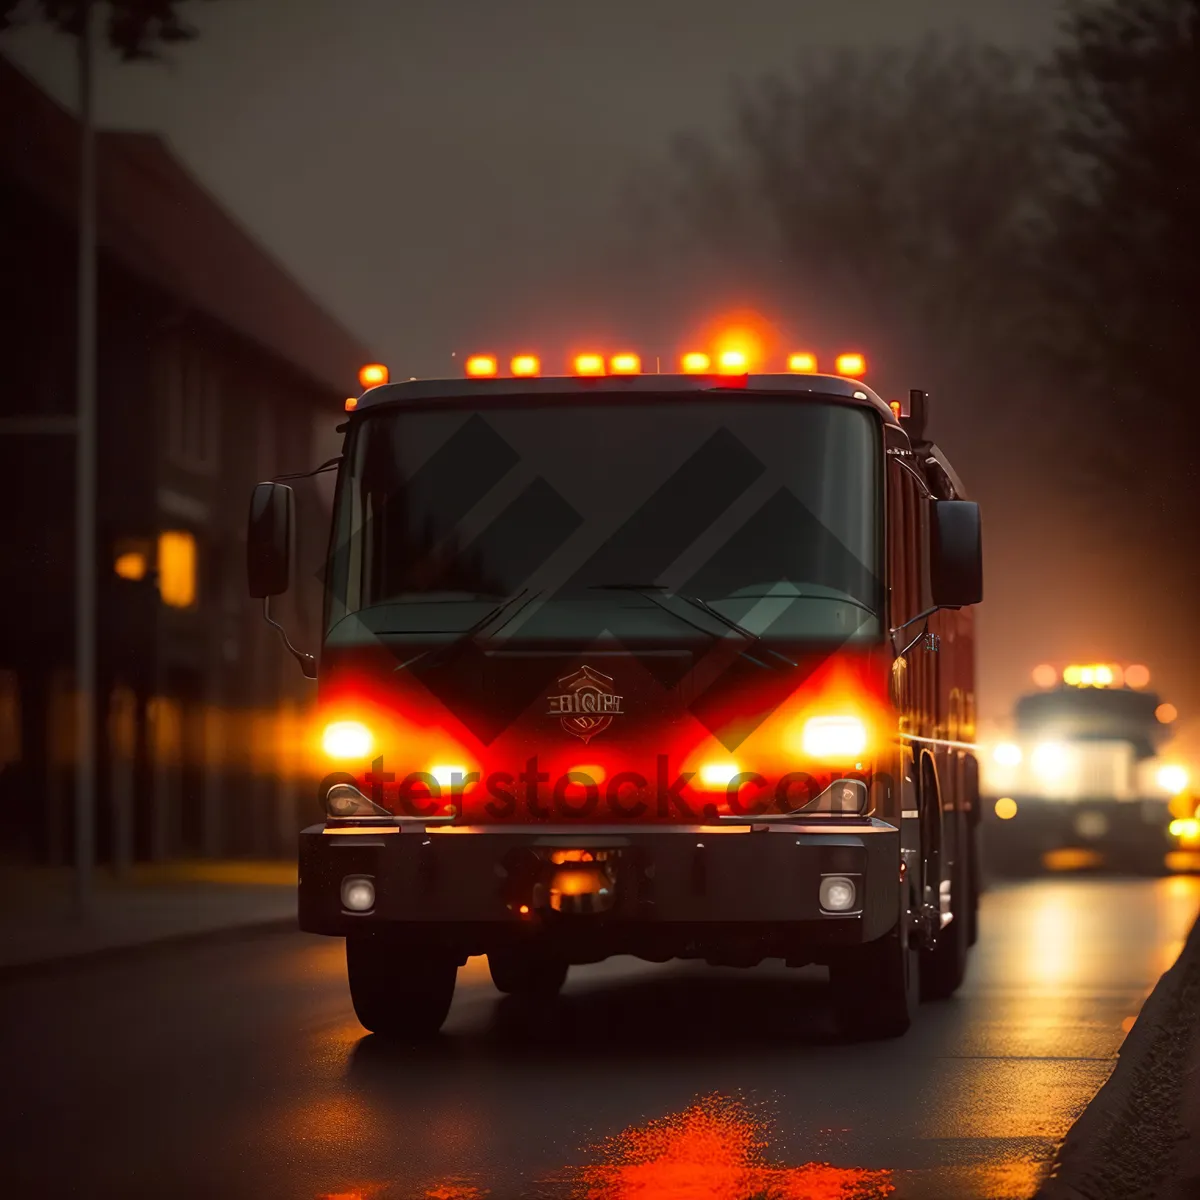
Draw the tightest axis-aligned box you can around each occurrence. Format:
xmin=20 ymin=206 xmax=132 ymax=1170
xmin=341 ymin=875 xmax=375 ymax=912
xmin=819 ymin=875 xmax=856 ymax=912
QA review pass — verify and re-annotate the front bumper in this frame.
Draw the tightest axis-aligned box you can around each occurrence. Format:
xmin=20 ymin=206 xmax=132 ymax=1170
xmin=983 ymin=796 xmax=1173 ymax=857
xmin=298 ymin=820 xmax=902 ymax=964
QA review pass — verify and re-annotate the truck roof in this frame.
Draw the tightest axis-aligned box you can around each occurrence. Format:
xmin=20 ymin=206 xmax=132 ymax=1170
xmin=353 ymin=373 xmax=901 ymax=425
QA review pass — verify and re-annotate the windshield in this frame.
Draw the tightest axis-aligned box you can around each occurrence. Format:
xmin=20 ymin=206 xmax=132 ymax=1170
xmin=325 ymin=394 xmax=883 ymax=640
xmin=1015 ymin=686 xmax=1167 ymax=757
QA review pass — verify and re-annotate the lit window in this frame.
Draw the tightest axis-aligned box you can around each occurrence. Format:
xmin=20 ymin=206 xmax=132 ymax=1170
xmin=114 ymin=547 xmax=148 ymax=581
xmin=158 ymin=531 xmax=197 ymax=608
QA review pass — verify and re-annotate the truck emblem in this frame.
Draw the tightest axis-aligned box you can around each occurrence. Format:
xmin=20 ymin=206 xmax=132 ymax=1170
xmin=547 ymin=665 xmax=623 ymax=743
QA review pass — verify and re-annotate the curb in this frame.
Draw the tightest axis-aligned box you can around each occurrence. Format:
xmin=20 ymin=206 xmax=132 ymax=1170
xmin=1035 ymin=907 xmax=1200 ymax=1199
xmin=0 ymin=916 xmax=301 ymax=985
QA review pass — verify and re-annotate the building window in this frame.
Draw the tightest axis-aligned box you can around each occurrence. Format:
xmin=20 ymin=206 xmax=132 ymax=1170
xmin=158 ymin=530 xmax=197 ymax=608
xmin=163 ymin=340 xmax=221 ymax=473
xmin=113 ymin=537 xmax=152 ymax=582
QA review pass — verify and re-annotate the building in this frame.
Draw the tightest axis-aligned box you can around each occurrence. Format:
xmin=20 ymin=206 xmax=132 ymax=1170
xmin=0 ymin=55 xmax=373 ymax=866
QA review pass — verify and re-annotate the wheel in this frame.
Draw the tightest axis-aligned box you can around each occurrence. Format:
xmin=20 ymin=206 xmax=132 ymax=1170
xmin=921 ymin=845 xmax=970 ymax=1001
xmin=963 ymin=761 xmax=982 ymax=947
xmin=487 ymin=945 xmax=569 ymax=996
xmin=829 ymin=917 xmax=919 ymax=1040
xmin=346 ymin=937 xmax=458 ymax=1037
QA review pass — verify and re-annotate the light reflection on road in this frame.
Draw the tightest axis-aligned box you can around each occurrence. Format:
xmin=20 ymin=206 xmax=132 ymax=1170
xmin=283 ymin=878 xmax=1200 ymax=1200
xmin=557 ymin=1094 xmax=894 ymax=1200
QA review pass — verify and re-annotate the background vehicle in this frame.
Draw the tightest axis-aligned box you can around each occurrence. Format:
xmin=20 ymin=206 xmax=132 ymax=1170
xmin=981 ymin=663 xmax=1192 ymax=873
xmin=247 ymin=353 xmax=983 ymax=1040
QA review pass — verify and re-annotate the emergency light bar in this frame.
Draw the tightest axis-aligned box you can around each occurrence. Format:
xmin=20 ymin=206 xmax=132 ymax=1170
xmin=455 ymin=348 xmax=866 ymax=380
xmin=1031 ymin=663 xmax=1153 ymax=690
xmin=354 ymin=347 xmax=873 ymax=387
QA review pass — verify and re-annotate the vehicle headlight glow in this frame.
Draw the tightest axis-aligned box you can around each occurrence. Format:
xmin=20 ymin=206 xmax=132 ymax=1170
xmin=322 ymin=720 xmax=373 ymax=759
xmin=1031 ymin=742 xmax=1068 ymax=781
xmin=1158 ymin=765 xmax=1189 ymax=796
xmin=801 ymin=716 xmax=868 ymax=761
xmin=430 ymin=764 xmax=473 ymax=790
xmin=699 ymin=762 xmax=741 ymax=787
xmin=993 ymin=742 xmax=1022 ymax=767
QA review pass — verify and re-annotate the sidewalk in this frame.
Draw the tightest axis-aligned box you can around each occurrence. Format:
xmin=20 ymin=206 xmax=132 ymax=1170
xmin=1036 ymin=901 xmax=1200 ymax=1199
xmin=0 ymin=861 xmax=298 ymax=976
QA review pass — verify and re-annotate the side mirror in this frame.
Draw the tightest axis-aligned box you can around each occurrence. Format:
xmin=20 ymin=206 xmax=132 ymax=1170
xmin=931 ymin=500 xmax=982 ymax=608
xmin=247 ymin=482 xmax=294 ymax=599
xmin=902 ymin=388 xmax=928 ymax=444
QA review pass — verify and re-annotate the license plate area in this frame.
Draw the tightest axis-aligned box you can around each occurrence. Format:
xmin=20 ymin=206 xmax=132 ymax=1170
xmin=500 ymin=843 xmax=630 ymax=916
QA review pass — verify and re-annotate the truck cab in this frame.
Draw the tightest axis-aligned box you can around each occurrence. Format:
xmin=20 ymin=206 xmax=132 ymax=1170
xmin=982 ymin=664 xmax=1190 ymax=873
xmin=247 ymin=354 xmax=983 ymax=1040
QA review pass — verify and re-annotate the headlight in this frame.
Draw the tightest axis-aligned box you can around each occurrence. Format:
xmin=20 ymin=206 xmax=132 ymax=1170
xmin=322 ymin=720 xmax=373 ymax=759
xmin=698 ymin=762 xmax=741 ymax=787
xmin=430 ymin=764 xmax=474 ymax=790
xmin=992 ymin=742 xmax=1022 ymax=767
xmin=801 ymin=716 xmax=868 ymax=760
xmin=1158 ymin=765 xmax=1189 ymax=796
xmin=1031 ymin=742 xmax=1068 ymax=781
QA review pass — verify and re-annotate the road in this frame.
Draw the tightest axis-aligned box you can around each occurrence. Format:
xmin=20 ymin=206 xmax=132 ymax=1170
xmin=3 ymin=876 xmax=1198 ymax=1200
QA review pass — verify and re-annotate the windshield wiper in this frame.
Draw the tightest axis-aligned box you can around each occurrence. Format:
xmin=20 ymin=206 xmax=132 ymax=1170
xmin=395 ymin=588 xmax=533 ymax=672
xmin=682 ymin=594 xmax=797 ymax=668
xmin=587 ymin=585 xmax=791 ymax=669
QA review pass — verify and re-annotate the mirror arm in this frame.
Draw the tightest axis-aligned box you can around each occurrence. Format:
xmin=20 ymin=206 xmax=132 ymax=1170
xmin=262 ymin=597 xmax=317 ymax=680
xmin=273 ymin=456 xmax=342 ymax=482
xmin=890 ymin=605 xmax=938 ymax=656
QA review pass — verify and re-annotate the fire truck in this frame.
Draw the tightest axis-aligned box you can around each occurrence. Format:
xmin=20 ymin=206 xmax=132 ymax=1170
xmin=981 ymin=664 xmax=1191 ymax=873
xmin=246 ymin=348 xmax=983 ymax=1040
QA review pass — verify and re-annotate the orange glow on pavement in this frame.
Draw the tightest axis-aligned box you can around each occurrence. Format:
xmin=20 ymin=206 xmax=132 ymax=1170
xmin=567 ymin=1094 xmax=894 ymax=1199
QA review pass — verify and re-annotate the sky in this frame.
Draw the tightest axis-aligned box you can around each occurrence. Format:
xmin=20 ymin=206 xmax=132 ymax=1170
xmin=4 ymin=0 xmax=1060 ymax=376
xmin=16 ymin=1 xmax=1192 ymax=754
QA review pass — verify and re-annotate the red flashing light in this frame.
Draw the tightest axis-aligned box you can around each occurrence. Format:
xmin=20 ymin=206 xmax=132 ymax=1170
xmin=465 ymin=354 xmax=498 ymax=377
xmin=358 ymin=363 xmax=389 ymax=389
xmin=610 ymin=353 xmax=641 ymax=375
xmin=510 ymin=354 xmax=541 ymax=377
xmin=787 ymin=352 xmax=818 ymax=373
xmin=573 ymin=353 xmax=606 ymax=376
xmin=835 ymin=353 xmax=867 ymax=378
xmin=681 ymin=352 xmax=711 ymax=373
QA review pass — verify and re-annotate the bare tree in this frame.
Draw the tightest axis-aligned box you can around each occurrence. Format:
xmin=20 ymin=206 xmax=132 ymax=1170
xmin=632 ymin=38 xmax=1055 ymax=402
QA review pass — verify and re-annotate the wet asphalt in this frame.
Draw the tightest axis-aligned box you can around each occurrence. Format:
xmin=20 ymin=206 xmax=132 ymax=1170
xmin=4 ymin=875 xmax=1198 ymax=1200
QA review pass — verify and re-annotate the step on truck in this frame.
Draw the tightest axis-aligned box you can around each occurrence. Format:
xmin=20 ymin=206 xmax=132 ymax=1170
xmin=246 ymin=348 xmax=984 ymax=1040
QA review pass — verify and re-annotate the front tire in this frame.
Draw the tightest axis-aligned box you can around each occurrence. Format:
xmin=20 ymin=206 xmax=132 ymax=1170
xmin=346 ymin=938 xmax=458 ymax=1037
xmin=829 ymin=918 xmax=919 ymax=1040
xmin=488 ymin=946 xmax=568 ymax=996
xmin=920 ymin=860 xmax=970 ymax=1001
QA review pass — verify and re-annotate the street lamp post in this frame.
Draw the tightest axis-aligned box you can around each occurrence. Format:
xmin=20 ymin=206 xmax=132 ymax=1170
xmin=74 ymin=0 xmax=97 ymax=914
